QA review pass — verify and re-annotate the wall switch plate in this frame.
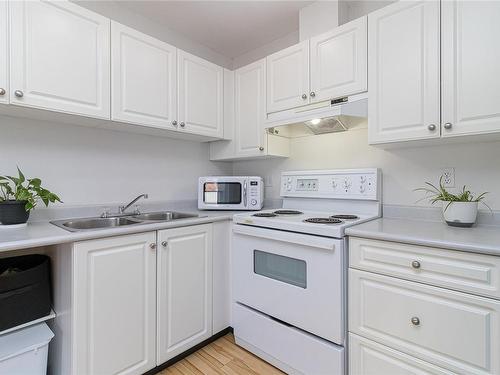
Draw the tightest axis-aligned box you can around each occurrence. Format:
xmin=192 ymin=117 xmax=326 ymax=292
xmin=264 ymin=175 xmax=273 ymax=187
xmin=441 ymin=167 xmax=455 ymax=188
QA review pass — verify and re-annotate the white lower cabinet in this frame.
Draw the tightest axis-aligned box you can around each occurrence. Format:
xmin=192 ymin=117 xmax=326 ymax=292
xmin=349 ymin=238 xmax=500 ymax=375
xmin=73 ymin=232 xmax=157 ymax=375
xmin=157 ymin=224 xmax=213 ymax=364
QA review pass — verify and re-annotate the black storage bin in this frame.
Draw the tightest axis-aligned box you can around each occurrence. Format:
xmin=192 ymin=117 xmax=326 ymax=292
xmin=0 ymin=254 xmax=52 ymax=331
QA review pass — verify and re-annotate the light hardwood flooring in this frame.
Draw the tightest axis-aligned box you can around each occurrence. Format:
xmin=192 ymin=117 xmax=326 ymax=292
xmin=159 ymin=334 xmax=285 ymax=375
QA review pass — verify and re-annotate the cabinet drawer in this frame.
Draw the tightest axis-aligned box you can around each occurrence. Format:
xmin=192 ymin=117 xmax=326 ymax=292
xmin=349 ymin=333 xmax=454 ymax=375
xmin=349 ymin=237 xmax=500 ymax=299
xmin=349 ymin=269 xmax=500 ymax=375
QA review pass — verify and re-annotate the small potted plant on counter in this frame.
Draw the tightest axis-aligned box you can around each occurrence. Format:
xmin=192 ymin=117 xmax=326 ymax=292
xmin=0 ymin=168 xmax=62 ymax=226
xmin=415 ymin=178 xmax=490 ymax=227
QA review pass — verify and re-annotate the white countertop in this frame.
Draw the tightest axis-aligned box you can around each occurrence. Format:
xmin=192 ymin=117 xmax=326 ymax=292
xmin=346 ymin=218 xmax=500 ymax=256
xmin=0 ymin=210 xmax=236 ymax=253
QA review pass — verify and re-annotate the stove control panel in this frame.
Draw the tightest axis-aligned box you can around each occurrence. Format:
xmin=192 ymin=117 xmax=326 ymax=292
xmin=280 ymin=169 xmax=380 ymax=200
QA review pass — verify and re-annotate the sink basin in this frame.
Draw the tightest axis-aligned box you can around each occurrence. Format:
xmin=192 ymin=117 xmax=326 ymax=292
xmin=55 ymin=217 xmax=141 ymax=232
xmin=132 ymin=211 xmax=198 ymax=221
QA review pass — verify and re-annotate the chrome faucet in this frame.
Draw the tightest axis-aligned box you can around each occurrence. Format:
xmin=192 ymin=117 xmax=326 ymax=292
xmin=119 ymin=194 xmax=149 ymax=214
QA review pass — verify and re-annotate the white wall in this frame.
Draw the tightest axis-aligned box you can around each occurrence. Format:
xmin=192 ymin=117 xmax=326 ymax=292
xmin=74 ymin=1 xmax=232 ymax=69
xmin=299 ymin=1 xmax=339 ymax=41
xmin=233 ymin=128 xmax=500 ymax=210
xmin=0 ymin=116 xmax=231 ymax=206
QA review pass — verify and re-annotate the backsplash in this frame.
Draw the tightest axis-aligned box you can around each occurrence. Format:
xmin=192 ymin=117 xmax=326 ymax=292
xmin=233 ymin=127 xmax=500 ymax=210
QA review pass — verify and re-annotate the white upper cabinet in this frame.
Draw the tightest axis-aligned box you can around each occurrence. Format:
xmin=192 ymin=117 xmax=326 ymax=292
xmin=310 ymin=17 xmax=367 ymax=103
xmin=266 ymin=41 xmax=310 ymax=113
xmin=234 ymin=59 xmax=267 ymax=157
xmin=73 ymin=233 xmax=157 ymax=375
xmin=111 ymin=21 xmax=177 ymax=129
xmin=157 ymin=225 xmax=213 ymax=364
xmin=177 ymin=50 xmax=223 ymax=138
xmin=441 ymin=1 xmax=500 ymax=138
xmin=9 ymin=0 xmax=110 ymax=119
xmin=0 ymin=0 xmax=8 ymax=104
xmin=368 ymin=1 xmax=441 ymax=144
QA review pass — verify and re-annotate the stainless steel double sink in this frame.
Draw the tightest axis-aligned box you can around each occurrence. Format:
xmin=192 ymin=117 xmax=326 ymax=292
xmin=51 ymin=211 xmax=200 ymax=232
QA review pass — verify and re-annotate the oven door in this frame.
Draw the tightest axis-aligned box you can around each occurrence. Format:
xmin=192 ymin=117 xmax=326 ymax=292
xmin=232 ymin=224 xmax=345 ymax=344
xmin=198 ymin=179 xmax=247 ymax=210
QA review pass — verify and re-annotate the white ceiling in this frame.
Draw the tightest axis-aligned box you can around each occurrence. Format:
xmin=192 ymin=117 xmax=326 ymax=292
xmin=116 ymin=1 xmax=313 ymax=59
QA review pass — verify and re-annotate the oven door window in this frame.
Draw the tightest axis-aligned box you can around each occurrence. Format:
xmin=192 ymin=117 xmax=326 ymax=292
xmin=204 ymin=182 xmax=242 ymax=204
xmin=254 ymin=250 xmax=307 ymax=288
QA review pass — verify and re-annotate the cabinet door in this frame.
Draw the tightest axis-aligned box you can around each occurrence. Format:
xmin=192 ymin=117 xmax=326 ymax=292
xmin=0 ymin=0 xmax=8 ymax=104
xmin=266 ymin=41 xmax=309 ymax=113
xmin=368 ymin=1 xmax=440 ymax=144
xmin=111 ymin=21 xmax=177 ymax=129
xmin=157 ymin=224 xmax=213 ymax=364
xmin=177 ymin=50 xmax=223 ymax=138
xmin=9 ymin=0 xmax=110 ymax=119
xmin=310 ymin=17 xmax=367 ymax=102
xmin=234 ymin=59 xmax=267 ymax=157
xmin=441 ymin=1 xmax=500 ymax=137
xmin=73 ymin=233 xmax=157 ymax=375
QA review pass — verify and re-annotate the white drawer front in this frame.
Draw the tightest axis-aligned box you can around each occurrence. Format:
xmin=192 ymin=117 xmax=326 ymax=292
xmin=350 ymin=237 xmax=500 ymax=299
xmin=349 ymin=269 xmax=500 ymax=375
xmin=349 ymin=333 xmax=454 ymax=375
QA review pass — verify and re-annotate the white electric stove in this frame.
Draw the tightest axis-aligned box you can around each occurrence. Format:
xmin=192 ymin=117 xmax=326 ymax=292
xmin=232 ymin=169 xmax=381 ymax=375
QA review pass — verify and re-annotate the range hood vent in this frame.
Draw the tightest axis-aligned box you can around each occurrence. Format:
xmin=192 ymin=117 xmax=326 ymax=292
xmin=266 ymin=93 xmax=367 ymax=138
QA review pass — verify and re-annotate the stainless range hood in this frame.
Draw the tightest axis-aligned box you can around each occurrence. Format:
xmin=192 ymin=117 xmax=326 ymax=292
xmin=265 ymin=93 xmax=367 ymax=138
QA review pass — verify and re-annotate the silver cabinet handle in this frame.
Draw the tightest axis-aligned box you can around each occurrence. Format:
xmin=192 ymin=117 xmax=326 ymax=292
xmin=161 ymin=241 xmax=167 ymax=247
xmin=411 ymin=317 xmax=420 ymax=326
xmin=243 ymin=180 xmax=248 ymax=207
xmin=259 ymin=146 xmax=264 ymax=151
xmin=411 ymin=260 xmax=421 ymax=269
xmin=443 ymin=122 xmax=452 ymax=130
xmin=172 ymin=120 xmax=178 ymax=126
xmin=180 ymin=122 xmax=185 ymax=128
xmin=14 ymin=90 xmax=24 ymax=98
xmin=301 ymin=94 xmax=307 ymax=100
xmin=149 ymin=243 xmax=156 ymax=250
xmin=0 ymin=88 xmax=5 ymax=96
xmin=428 ymin=124 xmax=436 ymax=131
xmin=310 ymin=91 xmax=316 ymax=98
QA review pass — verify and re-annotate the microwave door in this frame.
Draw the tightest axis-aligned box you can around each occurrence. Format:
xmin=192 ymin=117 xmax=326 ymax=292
xmin=204 ymin=182 xmax=243 ymax=206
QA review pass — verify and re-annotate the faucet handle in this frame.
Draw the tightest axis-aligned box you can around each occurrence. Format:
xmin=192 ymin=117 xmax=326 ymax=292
xmin=101 ymin=207 xmax=111 ymax=218
xmin=133 ymin=204 xmax=141 ymax=215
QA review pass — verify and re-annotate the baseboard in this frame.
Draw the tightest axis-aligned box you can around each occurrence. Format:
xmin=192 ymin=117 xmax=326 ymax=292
xmin=143 ymin=327 xmax=234 ymax=375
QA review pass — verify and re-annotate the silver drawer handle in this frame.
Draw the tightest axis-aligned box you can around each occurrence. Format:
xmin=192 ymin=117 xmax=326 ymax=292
xmin=259 ymin=146 xmax=264 ymax=151
xmin=310 ymin=91 xmax=316 ymax=98
xmin=149 ymin=243 xmax=156 ymax=250
xmin=443 ymin=122 xmax=453 ymax=130
xmin=14 ymin=90 xmax=24 ymax=98
xmin=411 ymin=317 xmax=420 ymax=326
xmin=161 ymin=241 xmax=167 ymax=247
xmin=411 ymin=260 xmax=421 ymax=269
xmin=301 ymin=94 xmax=307 ymax=100
xmin=180 ymin=122 xmax=185 ymax=128
xmin=428 ymin=124 xmax=436 ymax=131
xmin=0 ymin=88 xmax=5 ymax=96
xmin=172 ymin=120 xmax=177 ymax=127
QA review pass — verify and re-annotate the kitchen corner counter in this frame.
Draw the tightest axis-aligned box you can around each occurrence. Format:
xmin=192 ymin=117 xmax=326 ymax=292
xmin=0 ymin=210 xmax=237 ymax=253
xmin=346 ymin=218 xmax=500 ymax=256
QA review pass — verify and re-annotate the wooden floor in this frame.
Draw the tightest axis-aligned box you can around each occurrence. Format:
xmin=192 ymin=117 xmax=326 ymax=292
xmin=158 ymin=334 xmax=285 ymax=375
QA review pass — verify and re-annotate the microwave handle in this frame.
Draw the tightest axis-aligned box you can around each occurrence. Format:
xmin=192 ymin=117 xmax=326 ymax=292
xmin=243 ymin=180 xmax=248 ymax=207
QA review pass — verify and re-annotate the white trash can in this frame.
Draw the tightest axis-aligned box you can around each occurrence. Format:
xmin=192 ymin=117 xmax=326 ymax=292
xmin=0 ymin=323 xmax=54 ymax=375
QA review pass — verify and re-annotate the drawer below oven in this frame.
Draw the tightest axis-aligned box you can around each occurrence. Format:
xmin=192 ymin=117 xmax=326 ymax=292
xmin=233 ymin=303 xmax=345 ymax=375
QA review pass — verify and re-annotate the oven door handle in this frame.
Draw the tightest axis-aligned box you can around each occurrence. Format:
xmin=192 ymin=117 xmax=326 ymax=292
xmin=233 ymin=224 xmax=337 ymax=251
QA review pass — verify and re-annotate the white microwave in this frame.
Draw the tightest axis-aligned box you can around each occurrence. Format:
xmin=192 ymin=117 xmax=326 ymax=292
xmin=198 ymin=176 xmax=264 ymax=210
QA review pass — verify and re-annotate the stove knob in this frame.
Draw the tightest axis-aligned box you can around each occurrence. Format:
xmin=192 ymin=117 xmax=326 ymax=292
xmin=360 ymin=176 xmax=367 ymax=183
xmin=332 ymin=180 xmax=337 ymax=189
xmin=286 ymin=184 xmax=292 ymax=191
xmin=360 ymin=186 xmax=366 ymax=194
xmin=287 ymin=177 xmax=292 ymax=183
xmin=251 ymin=199 xmax=257 ymax=205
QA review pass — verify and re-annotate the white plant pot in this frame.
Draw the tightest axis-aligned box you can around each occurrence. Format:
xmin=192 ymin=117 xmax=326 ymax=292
xmin=442 ymin=201 xmax=478 ymax=227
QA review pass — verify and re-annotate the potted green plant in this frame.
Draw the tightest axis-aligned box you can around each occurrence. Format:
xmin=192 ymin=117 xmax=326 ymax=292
xmin=415 ymin=178 xmax=490 ymax=227
xmin=0 ymin=168 xmax=62 ymax=225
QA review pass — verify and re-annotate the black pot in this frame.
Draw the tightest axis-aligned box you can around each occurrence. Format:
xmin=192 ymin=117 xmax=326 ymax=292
xmin=0 ymin=200 xmax=30 ymax=225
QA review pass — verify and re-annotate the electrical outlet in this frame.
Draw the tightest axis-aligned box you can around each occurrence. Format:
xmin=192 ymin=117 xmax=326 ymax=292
xmin=441 ymin=167 xmax=455 ymax=188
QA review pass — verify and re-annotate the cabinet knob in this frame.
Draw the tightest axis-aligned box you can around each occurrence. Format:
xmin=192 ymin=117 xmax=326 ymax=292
xmin=427 ymin=124 xmax=436 ymax=131
xmin=161 ymin=241 xmax=168 ymax=247
xmin=172 ymin=120 xmax=178 ymax=126
xmin=411 ymin=260 xmax=421 ymax=269
xmin=14 ymin=90 xmax=24 ymax=98
xmin=443 ymin=122 xmax=453 ymax=130
xmin=180 ymin=122 xmax=186 ymax=128
xmin=149 ymin=243 xmax=156 ymax=250
xmin=301 ymin=94 xmax=307 ymax=100
xmin=0 ymin=88 xmax=5 ymax=96
xmin=259 ymin=146 xmax=264 ymax=151
xmin=310 ymin=91 xmax=316 ymax=98
xmin=411 ymin=317 xmax=420 ymax=326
